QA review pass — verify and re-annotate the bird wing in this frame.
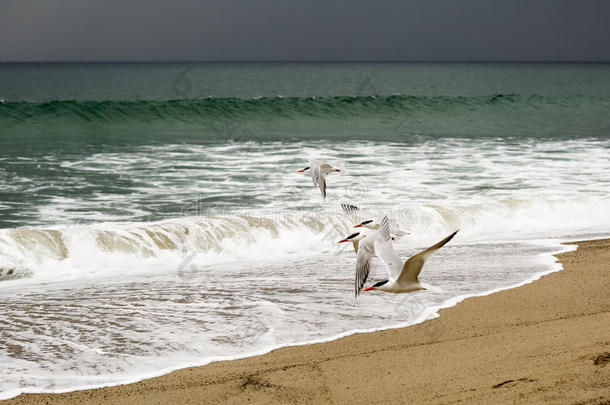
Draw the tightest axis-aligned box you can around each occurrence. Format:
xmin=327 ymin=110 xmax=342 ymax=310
xmin=373 ymin=216 xmax=404 ymax=281
xmin=341 ymin=203 xmax=359 ymax=214
xmin=354 ymin=233 xmax=375 ymax=297
xmin=309 ymin=160 xmax=322 ymax=186
xmin=318 ymin=173 xmax=327 ymax=200
xmin=397 ymin=230 xmax=458 ymax=283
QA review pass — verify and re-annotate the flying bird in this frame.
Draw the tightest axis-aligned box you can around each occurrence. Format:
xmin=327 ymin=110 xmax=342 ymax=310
xmin=342 ymin=203 xmax=409 ymax=238
xmin=361 ymin=216 xmax=458 ymax=295
xmin=337 ymin=230 xmax=377 ymax=296
xmin=297 ymin=159 xmax=341 ymax=200
xmin=337 ymin=230 xmax=369 ymax=254
xmin=340 ymin=202 xmax=359 ymax=214
xmin=337 ymin=227 xmax=402 ymax=297
xmin=354 ymin=218 xmax=409 ymax=238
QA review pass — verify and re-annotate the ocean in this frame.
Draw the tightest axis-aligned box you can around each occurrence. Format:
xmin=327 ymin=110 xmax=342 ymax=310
xmin=1 ymin=62 xmax=609 ymax=398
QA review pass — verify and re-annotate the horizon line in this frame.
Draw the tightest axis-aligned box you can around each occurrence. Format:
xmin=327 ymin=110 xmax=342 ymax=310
xmin=1 ymin=60 xmax=610 ymax=64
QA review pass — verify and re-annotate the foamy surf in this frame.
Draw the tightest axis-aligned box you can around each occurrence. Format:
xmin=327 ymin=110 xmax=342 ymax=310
xmin=1 ymin=195 xmax=609 ymax=282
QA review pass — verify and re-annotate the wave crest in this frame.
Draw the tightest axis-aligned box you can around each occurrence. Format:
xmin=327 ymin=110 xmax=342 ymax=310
xmin=2 ymin=196 xmax=609 ymax=282
xmin=1 ymin=94 xmax=606 ymax=123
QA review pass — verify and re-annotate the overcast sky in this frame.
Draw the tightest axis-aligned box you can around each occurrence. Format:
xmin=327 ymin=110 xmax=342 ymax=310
xmin=1 ymin=0 xmax=609 ymax=62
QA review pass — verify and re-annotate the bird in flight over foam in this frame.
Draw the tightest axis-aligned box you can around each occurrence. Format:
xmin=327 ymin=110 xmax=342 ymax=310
xmin=341 ymin=203 xmax=409 ymax=239
xmin=297 ymin=159 xmax=341 ymax=200
xmin=337 ymin=225 xmax=405 ymax=297
xmin=337 ymin=230 xmax=378 ymax=296
xmin=337 ymin=225 xmax=401 ymax=256
xmin=337 ymin=229 xmax=373 ymax=255
xmin=356 ymin=216 xmax=458 ymax=297
xmin=337 ymin=203 xmax=403 ymax=259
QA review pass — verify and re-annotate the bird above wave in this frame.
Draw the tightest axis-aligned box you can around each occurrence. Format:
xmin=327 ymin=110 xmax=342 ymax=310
xmin=337 ymin=229 xmax=378 ymax=297
xmin=341 ymin=203 xmax=409 ymax=238
xmin=297 ymin=159 xmax=342 ymax=200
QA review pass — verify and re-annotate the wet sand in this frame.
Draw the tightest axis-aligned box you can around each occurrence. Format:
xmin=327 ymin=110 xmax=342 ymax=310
xmin=6 ymin=238 xmax=610 ymax=404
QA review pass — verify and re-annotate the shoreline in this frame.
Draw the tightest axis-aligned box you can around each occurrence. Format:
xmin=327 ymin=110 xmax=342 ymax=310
xmin=5 ymin=238 xmax=610 ymax=404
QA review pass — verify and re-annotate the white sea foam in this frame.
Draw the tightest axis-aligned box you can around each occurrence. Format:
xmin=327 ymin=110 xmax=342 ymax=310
xmin=1 ymin=193 xmax=609 ymax=283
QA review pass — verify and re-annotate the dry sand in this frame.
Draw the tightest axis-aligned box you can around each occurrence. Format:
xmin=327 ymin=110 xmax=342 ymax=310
xmin=5 ymin=239 xmax=610 ymax=404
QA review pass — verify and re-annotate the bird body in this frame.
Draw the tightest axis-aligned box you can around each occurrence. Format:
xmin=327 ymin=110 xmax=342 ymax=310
xmin=337 ymin=230 xmax=377 ymax=297
xmin=341 ymin=203 xmax=409 ymax=239
xmin=298 ymin=159 xmax=341 ymax=200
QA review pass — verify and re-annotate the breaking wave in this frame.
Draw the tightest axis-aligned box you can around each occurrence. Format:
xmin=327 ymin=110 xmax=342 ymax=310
xmin=2 ymin=196 xmax=609 ymax=282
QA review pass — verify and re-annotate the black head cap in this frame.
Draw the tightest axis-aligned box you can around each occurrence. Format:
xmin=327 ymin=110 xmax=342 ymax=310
xmin=372 ymin=280 xmax=389 ymax=288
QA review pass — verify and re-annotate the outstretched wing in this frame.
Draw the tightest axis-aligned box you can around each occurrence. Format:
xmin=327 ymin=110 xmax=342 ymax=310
xmin=354 ymin=234 xmax=374 ymax=297
xmin=341 ymin=203 xmax=359 ymax=214
xmin=397 ymin=230 xmax=458 ymax=283
xmin=318 ymin=174 xmax=327 ymax=200
xmin=373 ymin=216 xmax=403 ymax=281
xmin=309 ymin=160 xmax=322 ymax=186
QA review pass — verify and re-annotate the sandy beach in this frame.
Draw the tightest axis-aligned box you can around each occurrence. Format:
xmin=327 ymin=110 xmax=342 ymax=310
xmin=5 ymin=238 xmax=610 ymax=404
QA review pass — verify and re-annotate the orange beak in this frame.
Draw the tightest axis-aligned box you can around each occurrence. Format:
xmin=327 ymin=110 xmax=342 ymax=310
xmin=353 ymin=224 xmax=362 ymax=228
xmin=337 ymin=239 xmax=348 ymax=243
xmin=297 ymin=169 xmax=305 ymax=173
xmin=362 ymin=286 xmax=375 ymax=292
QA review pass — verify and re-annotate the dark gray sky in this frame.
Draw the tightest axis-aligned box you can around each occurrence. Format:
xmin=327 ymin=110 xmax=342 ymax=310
xmin=1 ymin=0 xmax=609 ymax=62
